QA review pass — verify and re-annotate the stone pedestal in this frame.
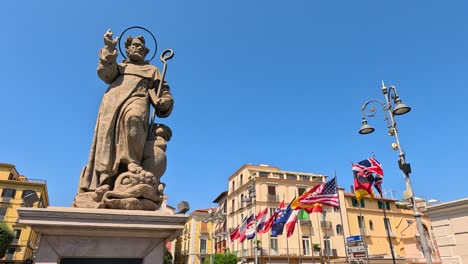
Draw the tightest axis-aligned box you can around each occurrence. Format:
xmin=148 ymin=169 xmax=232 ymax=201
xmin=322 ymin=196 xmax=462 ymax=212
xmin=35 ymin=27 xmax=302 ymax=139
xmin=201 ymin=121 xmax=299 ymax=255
xmin=17 ymin=207 xmax=187 ymax=264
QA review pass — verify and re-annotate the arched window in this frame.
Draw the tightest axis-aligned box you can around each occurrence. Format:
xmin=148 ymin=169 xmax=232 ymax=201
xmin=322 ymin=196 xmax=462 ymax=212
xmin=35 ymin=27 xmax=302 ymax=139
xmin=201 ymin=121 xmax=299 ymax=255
xmin=369 ymin=220 xmax=374 ymax=231
xmin=336 ymin=224 xmax=343 ymax=235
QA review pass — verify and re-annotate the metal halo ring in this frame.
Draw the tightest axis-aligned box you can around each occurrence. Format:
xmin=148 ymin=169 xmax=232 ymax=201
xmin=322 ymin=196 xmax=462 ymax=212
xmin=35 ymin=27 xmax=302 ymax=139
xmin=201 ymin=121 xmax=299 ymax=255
xmin=118 ymin=26 xmax=158 ymax=62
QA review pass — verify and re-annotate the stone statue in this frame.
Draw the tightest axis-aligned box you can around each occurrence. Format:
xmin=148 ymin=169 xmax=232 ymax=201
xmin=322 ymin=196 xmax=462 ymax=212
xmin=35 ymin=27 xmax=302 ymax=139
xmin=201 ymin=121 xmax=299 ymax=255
xmin=73 ymin=29 xmax=174 ymax=210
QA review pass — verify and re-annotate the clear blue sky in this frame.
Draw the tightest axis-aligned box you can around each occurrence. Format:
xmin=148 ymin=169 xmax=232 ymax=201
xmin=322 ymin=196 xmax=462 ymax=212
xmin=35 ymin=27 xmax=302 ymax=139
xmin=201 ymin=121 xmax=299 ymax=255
xmin=1 ymin=1 xmax=467 ymax=211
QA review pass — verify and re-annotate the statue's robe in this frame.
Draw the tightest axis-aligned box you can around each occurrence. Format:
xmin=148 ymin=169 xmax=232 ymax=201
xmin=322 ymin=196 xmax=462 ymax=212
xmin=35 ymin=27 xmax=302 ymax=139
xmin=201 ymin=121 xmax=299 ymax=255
xmin=79 ymin=50 xmax=173 ymax=192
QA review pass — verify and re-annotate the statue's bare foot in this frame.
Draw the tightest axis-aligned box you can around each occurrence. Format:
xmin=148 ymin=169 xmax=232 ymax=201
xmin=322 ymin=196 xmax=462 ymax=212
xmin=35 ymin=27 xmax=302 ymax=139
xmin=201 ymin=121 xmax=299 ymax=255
xmin=128 ymin=162 xmax=143 ymax=174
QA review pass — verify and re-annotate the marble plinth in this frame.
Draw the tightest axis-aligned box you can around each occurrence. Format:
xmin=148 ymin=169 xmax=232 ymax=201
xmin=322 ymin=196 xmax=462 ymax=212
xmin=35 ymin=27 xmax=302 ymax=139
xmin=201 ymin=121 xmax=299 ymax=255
xmin=17 ymin=206 xmax=187 ymax=264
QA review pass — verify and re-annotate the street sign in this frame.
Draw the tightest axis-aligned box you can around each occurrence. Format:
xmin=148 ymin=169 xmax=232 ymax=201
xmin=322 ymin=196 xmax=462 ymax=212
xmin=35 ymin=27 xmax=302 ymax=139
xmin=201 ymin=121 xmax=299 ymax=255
xmin=347 ymin=245 xmax=367 ymax=259
xmin=348 ymin=245 xmax=366 ymax=253
xmin=346 ymin=235 xmax=362 ymax=243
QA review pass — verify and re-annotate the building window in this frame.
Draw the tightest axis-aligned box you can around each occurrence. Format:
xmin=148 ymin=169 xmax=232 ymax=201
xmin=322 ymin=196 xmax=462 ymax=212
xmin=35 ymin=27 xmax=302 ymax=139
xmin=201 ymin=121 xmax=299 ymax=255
xmin=286 ymin=174 xmax=297 ymax=180
xmin=200 ymin=238 xmax=207 ymax=254
xmin=384 ymin=218 xmax=392 ymax=234
xmin=358 ymin=216 xmax=366 ymax=232
xmin=267 ymin=186 xmax=278 ymax=202
xmin=231 ymin=180 xmax=235 ymax=191
xmin=13 ymin=229 xmax=22 ymax=240
xmin=259 ymin=172 xmax=269 ymax=178
xmin=0 ymin=206 xmax=7 ymax=221
xmin=268 ymin=186 xmax=276 ymax=195
xmin=336 ymin=224 xmax=343 ymax=235
xmin=239 ymin=174 xmax=243 ymax=185
xmin=6 ymin=247 xmax=15 ymax=260
xmin=270 ymin=237 xmax=278 ymax=255
xmin=1 ymin=188 xmax=16 ymax=198
xmin=378 ymin=200 xmax=391 ymax=210
xmin=323 ymin=236 xmax=331 ymax=256
xmin=369 ymin=220 xmax=374 ymax=231
xmin=302 ymin=236 xmax=311 ymax=255
xmin=300 ymin=175 xmax=309 ymax=181
xmin=8 ymin=173 xmax=14 ymax=180
xmin=22 ymin=190 xmax=39 ymax=207
xmin=269 ymin=207 xmax=276 ymax=216
xmin=231 ymin=199 xmax=235 ymax=213
xmin=298 ymin=187 xmax=306 ymax=196
xmin=351 ymin=198 xmax=365 ymax=208
xmin=272 ymin=173 xmax=283 ymax=179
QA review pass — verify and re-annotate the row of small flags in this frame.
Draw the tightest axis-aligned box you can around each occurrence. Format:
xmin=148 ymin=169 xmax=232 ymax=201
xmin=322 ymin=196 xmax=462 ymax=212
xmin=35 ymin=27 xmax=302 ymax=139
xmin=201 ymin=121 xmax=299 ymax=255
xmin=229 ymin=157 xmax=384 ymax=241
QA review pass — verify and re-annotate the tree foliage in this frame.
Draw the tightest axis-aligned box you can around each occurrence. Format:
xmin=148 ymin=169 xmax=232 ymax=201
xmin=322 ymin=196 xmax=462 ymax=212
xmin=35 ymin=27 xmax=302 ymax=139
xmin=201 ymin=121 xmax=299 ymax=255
xmin=202 ymin=253 xmax=238 ymax=264
xmin=0 ymin=222 xmax=14 ymax=258
xmin=164 ymin=249 xmax=173 ymax=264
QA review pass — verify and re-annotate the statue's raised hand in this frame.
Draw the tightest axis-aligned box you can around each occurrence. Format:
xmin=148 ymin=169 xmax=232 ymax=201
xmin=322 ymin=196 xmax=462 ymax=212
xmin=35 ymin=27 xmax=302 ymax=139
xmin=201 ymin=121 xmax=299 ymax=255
xmin=103 ymin=29 xmax=119 ymax=50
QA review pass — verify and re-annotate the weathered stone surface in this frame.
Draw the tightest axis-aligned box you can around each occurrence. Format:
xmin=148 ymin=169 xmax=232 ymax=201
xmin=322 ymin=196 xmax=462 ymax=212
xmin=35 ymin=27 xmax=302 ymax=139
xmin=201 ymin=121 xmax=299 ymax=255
xmin=17 ymin=207 xmax=187 ymax=264
xmin=74 ymin=29 xmax=174 ymax=211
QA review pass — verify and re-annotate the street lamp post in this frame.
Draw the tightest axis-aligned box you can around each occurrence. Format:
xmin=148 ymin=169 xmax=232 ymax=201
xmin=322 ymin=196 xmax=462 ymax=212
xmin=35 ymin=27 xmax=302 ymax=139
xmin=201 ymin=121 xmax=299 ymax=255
xmin=358 ymin=81 xmax=433 ymax=264
xmin=243 ymin=180 xmax=258 ymax=264
xmin=206 ymin=209 xmax=225 ymax=264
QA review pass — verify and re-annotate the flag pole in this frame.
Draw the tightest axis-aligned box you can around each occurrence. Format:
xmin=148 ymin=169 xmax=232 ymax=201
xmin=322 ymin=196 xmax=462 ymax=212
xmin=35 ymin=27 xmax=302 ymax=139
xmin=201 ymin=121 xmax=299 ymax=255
xmin=358 ymin=200 xmax=370 ymax=264
xmin=284 ymin=194 xmax=290 ymax=263
xmin=380 ymin=196 xmax=396 ymax=264
xmin=268 ymin=231 xmax=271 ymax=264
xmin=322 ymin=210 xmax=331 ymax=264
xmin=296 ymin=214 xmax=302 ymax=264
xmin=294 ymin=191 xmax=302 ymax=264
xmin=309 ymin=216 xmax=315 ymax=264
xmin=316 ymin=213 xmax=324 ymax=264
xmin=253 ymin=181 xmax=258 ymax=264
xmin=334 ymin=173 xmax=349 ymax=263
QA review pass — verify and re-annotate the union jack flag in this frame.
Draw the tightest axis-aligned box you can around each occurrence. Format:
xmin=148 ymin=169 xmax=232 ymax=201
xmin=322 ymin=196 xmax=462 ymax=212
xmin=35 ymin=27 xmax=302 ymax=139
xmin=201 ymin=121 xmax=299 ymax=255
xmin=352 ymin=158 xmax=384 ymax=195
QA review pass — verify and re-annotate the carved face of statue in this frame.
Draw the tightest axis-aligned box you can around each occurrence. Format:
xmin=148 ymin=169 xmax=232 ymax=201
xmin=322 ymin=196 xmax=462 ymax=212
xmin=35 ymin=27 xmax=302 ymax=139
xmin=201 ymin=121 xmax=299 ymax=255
xmin=126 ymin=38 xmax=147 ymax=63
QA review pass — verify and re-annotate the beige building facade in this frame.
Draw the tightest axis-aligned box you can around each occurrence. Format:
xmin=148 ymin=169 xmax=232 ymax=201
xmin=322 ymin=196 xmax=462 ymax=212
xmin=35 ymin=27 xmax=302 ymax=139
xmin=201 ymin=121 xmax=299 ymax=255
xmin=426 ymin=198 xmax=468 ymax=264
xmin=227 ymin=164 xmax=348 ymax=263
xmin=223 ymin=164 xmax=438 ymax=264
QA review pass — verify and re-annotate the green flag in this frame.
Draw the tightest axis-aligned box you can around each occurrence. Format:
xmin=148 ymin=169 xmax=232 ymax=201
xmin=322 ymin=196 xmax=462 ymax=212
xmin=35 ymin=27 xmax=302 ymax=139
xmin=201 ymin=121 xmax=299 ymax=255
xmin=297 ymin=209 xmax=309 ymax=220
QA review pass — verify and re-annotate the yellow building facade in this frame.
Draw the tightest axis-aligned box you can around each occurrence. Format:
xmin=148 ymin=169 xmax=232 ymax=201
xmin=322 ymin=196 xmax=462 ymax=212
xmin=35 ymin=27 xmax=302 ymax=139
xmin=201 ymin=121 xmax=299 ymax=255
xmin=175 ymin=208 xmax=217 ymax=264
xmin=0 ymin=163 xmax=49 ymax=263
xmin=343 ymin=192 xmax=439 ymax=263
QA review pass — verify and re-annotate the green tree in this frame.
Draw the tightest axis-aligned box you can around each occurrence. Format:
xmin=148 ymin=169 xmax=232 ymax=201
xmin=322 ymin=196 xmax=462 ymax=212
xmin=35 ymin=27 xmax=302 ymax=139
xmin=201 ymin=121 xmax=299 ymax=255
xmin=202 ymin=253 xmax=238 ymax=264
xmin=164 ymin=249 xmax=173 ymax=264
xmin=224 ymin=253 xmax=238 ymax=264
xmin=0 ymin=222 xmax=14 ymax=258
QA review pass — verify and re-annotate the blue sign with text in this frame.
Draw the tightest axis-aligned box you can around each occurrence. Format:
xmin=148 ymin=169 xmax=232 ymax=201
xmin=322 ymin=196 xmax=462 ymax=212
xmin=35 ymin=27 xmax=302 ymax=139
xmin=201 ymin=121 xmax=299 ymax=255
xmin=346 ymin=235 xmax=362 ymax=243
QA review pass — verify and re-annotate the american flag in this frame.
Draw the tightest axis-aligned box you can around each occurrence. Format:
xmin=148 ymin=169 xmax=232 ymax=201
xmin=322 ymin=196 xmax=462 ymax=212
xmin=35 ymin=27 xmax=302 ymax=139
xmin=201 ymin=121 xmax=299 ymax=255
xmin=298 ymin=177 xmax=339 ymax=208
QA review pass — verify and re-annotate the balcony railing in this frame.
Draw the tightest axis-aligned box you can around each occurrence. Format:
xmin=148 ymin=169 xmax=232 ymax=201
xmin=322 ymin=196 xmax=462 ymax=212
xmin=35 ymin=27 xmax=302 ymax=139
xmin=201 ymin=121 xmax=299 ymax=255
xmin=322 ymin=248 xmax=338 ymax=257
xmin=235 ymin=247 xmax=324 ymax=257
xmin=320 ymin=221 xmax=332 ymax=228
